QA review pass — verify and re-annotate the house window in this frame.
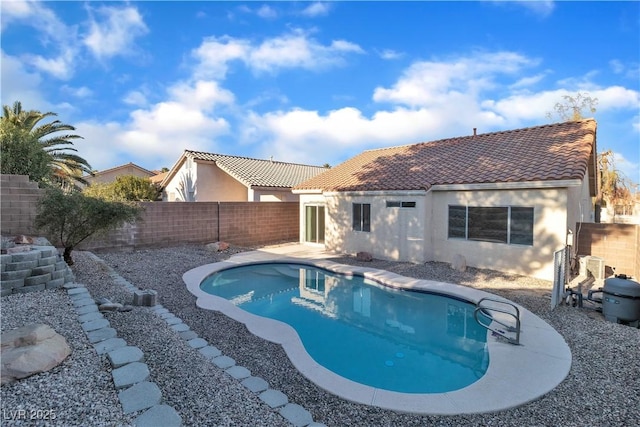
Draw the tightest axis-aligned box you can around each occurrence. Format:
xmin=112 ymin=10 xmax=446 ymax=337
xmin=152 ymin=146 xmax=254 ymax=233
xmin=448 ymin=206 xmax=467 ymax=239
xmin=386 ymin=201 xmax=416 ymax=208
xmin=509 ymin=207 xmax=534 ymax=245
xmin=448 ymin=206 xmax=534 ymax=245
xmin=468 ymin=207 xmax=508 ymax=243
xmin=353 ymin=203 xmax=371 ymax=232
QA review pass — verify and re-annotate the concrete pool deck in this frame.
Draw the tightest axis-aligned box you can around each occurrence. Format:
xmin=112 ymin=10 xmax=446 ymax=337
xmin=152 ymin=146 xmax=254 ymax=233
xmin=183 ymin=244 xmax=572 ymax=415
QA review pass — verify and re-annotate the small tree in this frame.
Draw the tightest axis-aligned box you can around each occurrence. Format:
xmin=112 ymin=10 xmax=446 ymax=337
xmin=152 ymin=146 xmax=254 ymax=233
xmin=35 ymin=187 xmax=143 ymax=265
xmin=546 ymin=91 xmax=598 ymax=122
xmin=597 ymin=150 xmax=633 ymax=211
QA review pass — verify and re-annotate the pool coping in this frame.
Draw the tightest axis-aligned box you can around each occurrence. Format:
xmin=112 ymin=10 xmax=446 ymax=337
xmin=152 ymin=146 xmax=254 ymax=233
xmin=183 ymin=253 xmax=572 ymax=415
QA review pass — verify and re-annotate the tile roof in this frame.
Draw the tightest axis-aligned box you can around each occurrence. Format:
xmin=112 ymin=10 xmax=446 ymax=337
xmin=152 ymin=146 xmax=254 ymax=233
xmin=149 ymin=171 xmax=168 ymax=184
xmin=183 ymin=150 xmax=327 ymax=188
xmin=295 ymin=119 xmax=597 ymax=192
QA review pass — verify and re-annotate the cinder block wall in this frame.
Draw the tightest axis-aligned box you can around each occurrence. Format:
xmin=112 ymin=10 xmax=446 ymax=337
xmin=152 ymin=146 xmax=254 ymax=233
xmin=576 ymin=222 xmax=640 ymax=279
xmin=80 ymin=201 xmax=298 ymax=250
xmin=1 ymin=174 xmax=299 ymax=251
xmin=219 ymin=202 xmax=299 ymax=247
xmin=0 ymin=174 xmax=43 ymax=236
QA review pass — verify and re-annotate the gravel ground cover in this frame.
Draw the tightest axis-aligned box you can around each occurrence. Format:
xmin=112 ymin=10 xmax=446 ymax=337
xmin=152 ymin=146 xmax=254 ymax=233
xmin=1 ymin=290 xmax=135 ymax=427
xmin=3 ymin=243 xmax=639 ymax=426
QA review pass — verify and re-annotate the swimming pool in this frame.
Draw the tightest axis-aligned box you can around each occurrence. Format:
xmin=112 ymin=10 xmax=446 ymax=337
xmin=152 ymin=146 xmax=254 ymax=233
xmin=200 ymin=263 xmax=489 ymax=393
xmin=184 ymin=249 xmax=572 ymax=415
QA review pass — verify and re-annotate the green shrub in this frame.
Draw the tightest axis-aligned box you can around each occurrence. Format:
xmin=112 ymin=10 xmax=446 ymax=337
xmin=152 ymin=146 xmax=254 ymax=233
xmin=35 ymin=187 xmax=143 ymax=265
xmin=0 ymin=122 xmax=52 ymax=185
xmin=84 ymin=175 xmax=160 ymax=201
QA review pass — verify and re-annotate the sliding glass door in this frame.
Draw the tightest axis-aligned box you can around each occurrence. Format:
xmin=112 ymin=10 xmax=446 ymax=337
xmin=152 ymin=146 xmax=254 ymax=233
xmin=305 ymin=205 xmax=325 ymax=244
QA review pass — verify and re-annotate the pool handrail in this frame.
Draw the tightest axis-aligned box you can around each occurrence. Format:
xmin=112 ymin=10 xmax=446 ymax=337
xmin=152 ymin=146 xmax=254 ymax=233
xmin=473 ymin=297 xmax=521 ymax=345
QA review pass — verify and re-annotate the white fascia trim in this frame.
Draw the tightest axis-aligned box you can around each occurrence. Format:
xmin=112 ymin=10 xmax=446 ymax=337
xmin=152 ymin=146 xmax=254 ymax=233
xmin=431 ymin=179 xmax=583 ymax=191
xmin=292 ymin=189 xmax=323 ymax=194
xmin=323 ymin=190 xmax=428 ymax=197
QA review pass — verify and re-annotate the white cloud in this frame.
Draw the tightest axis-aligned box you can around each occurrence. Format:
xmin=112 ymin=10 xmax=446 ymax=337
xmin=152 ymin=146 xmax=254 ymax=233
xmin=256 ymin=5 xmax=277 ymax=19
xmin=248 ymin=31 xmax=364 ymax=73
xmin=377 ymin=49 xmax=403 ymax=60
xmin=73 ymin=121 xmax=127 ymax=171
xmin=240 ymin=101 xmax=508 ymax=166
xmin=123 ymin=90 xmax=148 ymax=107
xmin=83 ymin=5 xmax=148 ymax=60
xmin=61 ymin=85 xmax=93 ymax=98
xmin=373 ymin=51 xmax=538 ymax=108
xmin=517 ymin=0 xmax=555 ymax=17
xmin=0 ymin=51 xmax=44 ymax=107
xmin=1 ymin=0 xmax=35 ymax=28
xmin=509 ymin=72 xmax=548 ymax=89
xmin=192 ymin=30 xmax=364 ymax=78
xmin=300 ymin=2 xmax=331 ymax=17
xmin=609 ymin=59 xmax=625 ymax=74
xmin=1 ymin=1 xmax=80 ymax=79
xmin=24 ymin=50 xmax=77 ymax=80
xmin=167 ymin=80 xmax=235 ymax=110
xmin=490 ymin=0 xmax=555 ymax=18
xmin=77 ymin=80 xmax=234 ymax=171
xmin=192 ymin=36 xmax=250 ymax=80
xmin=588 ymin=86 xmax=639 ymax=111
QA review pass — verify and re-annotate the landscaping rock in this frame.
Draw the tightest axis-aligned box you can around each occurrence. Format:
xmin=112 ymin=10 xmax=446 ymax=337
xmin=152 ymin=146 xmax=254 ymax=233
xmin=13 ymin=235 xmax=33 ymax=245
xmin=1 ymin=324 xmax=71 ymax=384
xmin=205 ymin=241 xmax=229 ymax=252
xmin=99 ymin=302 xmax=124 ymax=312
xmin=356 ymin=251 xmax=373 ymax=262
xmin=451 ymin=254 xmax=467 ymax=272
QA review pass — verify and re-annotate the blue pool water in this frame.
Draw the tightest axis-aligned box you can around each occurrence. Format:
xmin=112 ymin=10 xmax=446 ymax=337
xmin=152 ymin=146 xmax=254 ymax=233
xmin=200 ymin=263 xmax=489 ymax=393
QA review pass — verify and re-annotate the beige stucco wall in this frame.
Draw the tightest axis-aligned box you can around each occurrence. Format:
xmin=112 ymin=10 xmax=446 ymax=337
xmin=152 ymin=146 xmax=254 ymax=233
xmin=163 ymin=160 xmax=196 ymax=201
xmin=299 ymin=191 xmax=427 ymax=263
xmin=164 ymin=160 xmax=248 ymax=202
xmin=299 ymin=182 xmax=585 ymax=281
xmin=252 ymin=188 xmax=299 ymax=202
xmin=195 ymin=161 xmax=248 ymax=201
xmin=430 ymin=187 xmax=570 ymax=281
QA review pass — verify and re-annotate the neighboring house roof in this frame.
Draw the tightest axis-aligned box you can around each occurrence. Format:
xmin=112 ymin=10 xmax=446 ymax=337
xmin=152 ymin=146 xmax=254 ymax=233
xmin=149 ymin=171 xmax=168 ymax=185
xmin=161 ymin=150 xmax=327 ymax=188
xmin=295 ymin=119 xmax=597 ymax=194
xmin=85 ymin=162 xmax=156 ymax=181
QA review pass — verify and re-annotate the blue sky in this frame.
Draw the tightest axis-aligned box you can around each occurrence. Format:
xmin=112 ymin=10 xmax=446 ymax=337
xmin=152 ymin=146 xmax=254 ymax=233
xmin=2 ymin=1 xmax=639 ymax=184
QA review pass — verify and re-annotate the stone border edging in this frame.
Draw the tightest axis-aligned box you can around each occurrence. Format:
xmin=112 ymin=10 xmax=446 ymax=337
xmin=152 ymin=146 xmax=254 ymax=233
xmin=64 ymin=281 xmax=182 ymax=427
xmin=85 ymin=252 xmax=326 ymax=427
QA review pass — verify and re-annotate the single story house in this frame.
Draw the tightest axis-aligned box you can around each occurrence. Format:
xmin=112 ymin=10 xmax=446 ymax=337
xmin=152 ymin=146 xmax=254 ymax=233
xmin=84 ymin=162 xmax=157 ymax=185
xmin=293 ymin=119 xmax=598 ymax=281
xmin=160 ymin=150 xmax=327 ymax=202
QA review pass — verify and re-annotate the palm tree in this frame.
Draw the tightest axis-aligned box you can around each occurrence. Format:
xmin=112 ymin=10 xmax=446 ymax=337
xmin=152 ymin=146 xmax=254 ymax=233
xmin=1 ymin=101 xmax=92 ymax=190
